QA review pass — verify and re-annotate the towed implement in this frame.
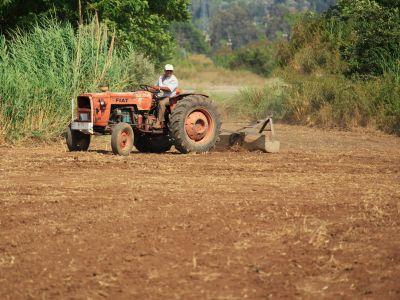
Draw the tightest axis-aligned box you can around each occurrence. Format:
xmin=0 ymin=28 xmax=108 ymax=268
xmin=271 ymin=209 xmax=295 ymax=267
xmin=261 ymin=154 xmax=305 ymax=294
xmin=66 ymin=86 xmax=221 ymax=155
xmin=215 ymin=116 xmax=280 ymax=153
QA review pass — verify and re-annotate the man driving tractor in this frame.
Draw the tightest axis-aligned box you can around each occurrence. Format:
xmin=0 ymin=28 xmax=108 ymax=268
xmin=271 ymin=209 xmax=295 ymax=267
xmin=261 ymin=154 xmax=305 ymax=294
xmin=152 ymin=64 xmax=179 ymax=129
xmin=67 ymin=63 xmax=222 ymax=155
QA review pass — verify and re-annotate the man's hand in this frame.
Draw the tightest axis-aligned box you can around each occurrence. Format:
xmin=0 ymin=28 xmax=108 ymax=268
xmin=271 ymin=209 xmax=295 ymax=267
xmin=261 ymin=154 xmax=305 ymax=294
xmin=153 ymin=86 xmax=171 ymax=92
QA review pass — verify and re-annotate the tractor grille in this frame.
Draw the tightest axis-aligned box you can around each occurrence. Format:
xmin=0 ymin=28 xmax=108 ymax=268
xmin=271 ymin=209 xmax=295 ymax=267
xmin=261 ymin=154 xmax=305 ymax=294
xmin=79 ymin=112 xmax=90 ymax=122
xmin=77 ymin=96 xmax=91 ymax=122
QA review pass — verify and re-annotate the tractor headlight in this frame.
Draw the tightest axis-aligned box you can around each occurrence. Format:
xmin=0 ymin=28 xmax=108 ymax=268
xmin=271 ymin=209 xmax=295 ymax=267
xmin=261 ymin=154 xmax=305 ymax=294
xmin=80 ymin=113 xmax=89 ymax=121
xmin=99 ymin=99 xmax=107 ymax=110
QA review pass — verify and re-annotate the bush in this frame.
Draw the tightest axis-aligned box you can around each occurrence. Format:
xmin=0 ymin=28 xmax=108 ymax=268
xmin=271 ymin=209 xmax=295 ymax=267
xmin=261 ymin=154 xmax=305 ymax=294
xmin=280 ymin=1 xmax=400 ymax=77
xmin=228 ymin=71 xmax=399 ymax=136
xmin=277 ymin=13 xmax=347 ymax=76
xmin=278 ymin=72 xmax=399 ymax=135
xmin=374 ymin=74 xmax=400 ymax=135
xmin=224 ymin=79 xmax=288 ymax=120
xmin=269 ymin=3 xmax=400 ymax=135
xmin=229 ymin=41 xmax=278 ymax=76
xmin=212 ymin=46 xmax=236 ymax=69
xmin=281 ymin=74 xmax=374 ymax=128
xmin=332 ymin=0 xmax=400 ymax=76
xmin=0 ymin=18 xmax=154 ymax=143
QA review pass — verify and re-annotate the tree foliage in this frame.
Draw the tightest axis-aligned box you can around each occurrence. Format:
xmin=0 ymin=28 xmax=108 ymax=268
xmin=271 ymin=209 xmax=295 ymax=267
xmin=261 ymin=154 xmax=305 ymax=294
xmin=278 ymin=0 xmax=400 ymax=76
xmin=328 ymin=0 xmax=400 ymax=75
xmin=0 ymin=0 xmax=190 ymax=63
xmin=191 ymin=0 xmax=336 ymax=42
xmin=171 ymin=21 xmax=210 ymax=55
xmin=210 ymin=5 xmax=259 ymax=50
xmin=229 ymin=41 xmax=278 ymax=76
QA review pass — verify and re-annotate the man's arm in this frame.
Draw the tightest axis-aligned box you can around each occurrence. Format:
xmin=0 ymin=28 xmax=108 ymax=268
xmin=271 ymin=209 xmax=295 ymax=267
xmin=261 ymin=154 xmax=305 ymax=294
xmin=157 ymin=86 xmax=172 ymax=92
xmin=153 ymin=76 xmax=167 ymax=91
xmin=153 ymin=76 xmax=178 ymax=93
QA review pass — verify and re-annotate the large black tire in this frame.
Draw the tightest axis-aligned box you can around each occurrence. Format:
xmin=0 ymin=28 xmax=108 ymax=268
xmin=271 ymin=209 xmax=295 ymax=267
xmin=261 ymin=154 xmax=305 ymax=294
xmin=66 ymin=125 xmax=91 ymax=151
xmin=111 ymin=123 xmax=134 ymax=156
xmin=134 ymin=134 xmax=173 ymax=153
xmin=169 ymin=95 xmax=221 ymax=154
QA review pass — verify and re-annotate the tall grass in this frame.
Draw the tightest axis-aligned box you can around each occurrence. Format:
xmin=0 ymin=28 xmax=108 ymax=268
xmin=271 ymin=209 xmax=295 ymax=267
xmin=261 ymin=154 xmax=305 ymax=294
xmin=282 ymin=74 xmax=375 ymax=128
xmin=231 ymin=73 xmax=400 ymax=135
xmin=0 ymin=17 xmax=154 ymax=143
xmin=374 ymin=73 xmax=400 ymax=135
xmin=222 ymin=79 xmax=288 ymax=120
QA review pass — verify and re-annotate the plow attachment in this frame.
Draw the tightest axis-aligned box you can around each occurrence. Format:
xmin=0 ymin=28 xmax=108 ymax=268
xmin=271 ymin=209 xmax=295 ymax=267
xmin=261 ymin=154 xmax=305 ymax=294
xmin=215 ymin=117 xmax=280 ymax=153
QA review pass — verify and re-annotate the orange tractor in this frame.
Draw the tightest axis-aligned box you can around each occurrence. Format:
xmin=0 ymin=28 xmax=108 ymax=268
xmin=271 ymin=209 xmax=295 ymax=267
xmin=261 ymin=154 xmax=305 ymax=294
xmin=66 ymin=85 xmax=221 ymax=155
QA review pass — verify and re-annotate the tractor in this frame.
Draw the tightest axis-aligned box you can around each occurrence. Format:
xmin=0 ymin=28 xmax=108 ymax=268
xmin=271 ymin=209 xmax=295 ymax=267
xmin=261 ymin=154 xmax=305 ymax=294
xmin=66 ymin=85 xmax=221 ymax=155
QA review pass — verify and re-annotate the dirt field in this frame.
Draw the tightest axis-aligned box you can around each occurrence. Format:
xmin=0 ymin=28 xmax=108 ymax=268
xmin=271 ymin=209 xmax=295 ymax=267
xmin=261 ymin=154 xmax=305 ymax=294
xmin=0 ymin=124 xmax=399 ymax=299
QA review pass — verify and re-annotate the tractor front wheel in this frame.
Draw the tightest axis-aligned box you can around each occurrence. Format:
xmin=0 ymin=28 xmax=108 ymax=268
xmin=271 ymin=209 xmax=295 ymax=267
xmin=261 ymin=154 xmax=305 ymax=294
xmin=111 ymin=123 xmax=134 ymax=156
xmin=169 ymin=95 xmax=221 ymax=154
xmin=66 ymin=125 xmax=91 ymax=151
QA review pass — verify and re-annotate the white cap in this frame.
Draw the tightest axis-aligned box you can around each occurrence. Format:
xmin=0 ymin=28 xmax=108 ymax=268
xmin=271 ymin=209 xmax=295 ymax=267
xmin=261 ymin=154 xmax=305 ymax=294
xmin=164 ymin=64 xmax=174 ymax=71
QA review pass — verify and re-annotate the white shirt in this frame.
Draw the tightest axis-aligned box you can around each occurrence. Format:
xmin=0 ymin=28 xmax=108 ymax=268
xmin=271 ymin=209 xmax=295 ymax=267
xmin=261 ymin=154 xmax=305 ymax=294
xmin=156 ymin=74 xmax=179 ymax=97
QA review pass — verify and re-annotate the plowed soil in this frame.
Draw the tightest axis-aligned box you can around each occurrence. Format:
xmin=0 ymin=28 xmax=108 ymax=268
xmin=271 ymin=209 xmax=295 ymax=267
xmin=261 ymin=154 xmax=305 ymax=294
xmin=1 ymin=124 xmax=399 ymax=299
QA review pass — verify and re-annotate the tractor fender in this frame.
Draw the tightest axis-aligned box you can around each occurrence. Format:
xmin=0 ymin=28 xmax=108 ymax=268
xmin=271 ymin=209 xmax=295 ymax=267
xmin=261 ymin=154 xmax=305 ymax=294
xmin=169 ymin=93 xmax=209 ymax=112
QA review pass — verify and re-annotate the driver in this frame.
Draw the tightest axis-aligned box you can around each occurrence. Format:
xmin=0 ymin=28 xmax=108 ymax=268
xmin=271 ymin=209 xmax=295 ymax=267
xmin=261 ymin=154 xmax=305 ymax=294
xmin=152 ymin=64 xmax=179 ymax=129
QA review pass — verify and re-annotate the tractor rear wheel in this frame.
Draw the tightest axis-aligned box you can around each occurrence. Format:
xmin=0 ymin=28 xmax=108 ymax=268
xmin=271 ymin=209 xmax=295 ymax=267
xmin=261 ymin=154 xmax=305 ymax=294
xmin=169 ymin=95 xmax=221 ymax=154
xmin=111 ymin=123 xmax=134 ymax=156
xmin=134 ymin=134 xmax=172 ymax=153
xmin=66 ymin=125 xmax=91 ymax=151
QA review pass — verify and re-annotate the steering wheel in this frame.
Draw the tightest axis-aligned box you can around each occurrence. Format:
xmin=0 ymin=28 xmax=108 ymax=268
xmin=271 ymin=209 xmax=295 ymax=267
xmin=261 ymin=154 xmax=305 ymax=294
xmin=139 ymin=84 xmax=158 ymax=93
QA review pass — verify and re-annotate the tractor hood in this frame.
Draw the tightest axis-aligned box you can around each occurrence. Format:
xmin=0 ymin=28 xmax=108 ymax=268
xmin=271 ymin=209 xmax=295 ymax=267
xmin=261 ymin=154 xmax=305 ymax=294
xmin=76 ymin=91 xmax=153 ymax=127
xmin=79 ymin=91 xmax=153 ymax=99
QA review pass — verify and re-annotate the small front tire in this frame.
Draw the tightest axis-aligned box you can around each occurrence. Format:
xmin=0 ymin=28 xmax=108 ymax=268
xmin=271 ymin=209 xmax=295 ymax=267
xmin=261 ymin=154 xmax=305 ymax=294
xmin=66 ymin=125 xmax=91 ymax=151
xmin=111 ymin=123 xmax=134 ymax=156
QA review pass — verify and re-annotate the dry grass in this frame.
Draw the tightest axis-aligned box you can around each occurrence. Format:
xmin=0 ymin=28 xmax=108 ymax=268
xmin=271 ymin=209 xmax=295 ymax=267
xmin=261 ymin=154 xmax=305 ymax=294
xmin=173 ymin=54 xmax=267 ymax=91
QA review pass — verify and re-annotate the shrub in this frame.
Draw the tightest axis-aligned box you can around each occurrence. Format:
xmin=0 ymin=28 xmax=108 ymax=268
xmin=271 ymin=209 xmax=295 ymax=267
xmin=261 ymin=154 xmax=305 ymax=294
xmin=374 ymin=74 xmax=400 ymax=135
xmin=224 ymin=79 xmax=288 ymax=120
xmin=228 ymin=71 xmax=400 ymax=136
xmin=212 ymin=46 xmax=236 ymax=69
xmin=277 ymin=13 xmax=347 ymax=76
xmin=333 ymin=0 xmax=400 ymax=76
xmin=278 ymin=72 xmax=400 ymax=134
xmin=229 ymin=41 xmax=278 ymax=77
xmin=282 ymin=1 xmax=400 ymax=77
xmin=280 ymin=73 xmax=374 ymax=128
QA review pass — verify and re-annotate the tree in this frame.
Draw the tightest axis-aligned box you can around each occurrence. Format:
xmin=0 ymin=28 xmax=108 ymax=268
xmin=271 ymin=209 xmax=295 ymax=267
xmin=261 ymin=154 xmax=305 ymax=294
xmin=210 ymin=5 xmax=259 ymax=50
xmin=375 ymin=0 xmax=400 ymax=8
xmin=330 ymin=0 xmax=400 ymax=75
xmin=280 ymin=0 xmax=400 ymax=76
xmin=171 ymin=21 xmax=210 ymax=54
xmin=264 ymin=4 xmax=291 ymax=40
xmin=0 ymin=0 xmax=190 ymax=63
